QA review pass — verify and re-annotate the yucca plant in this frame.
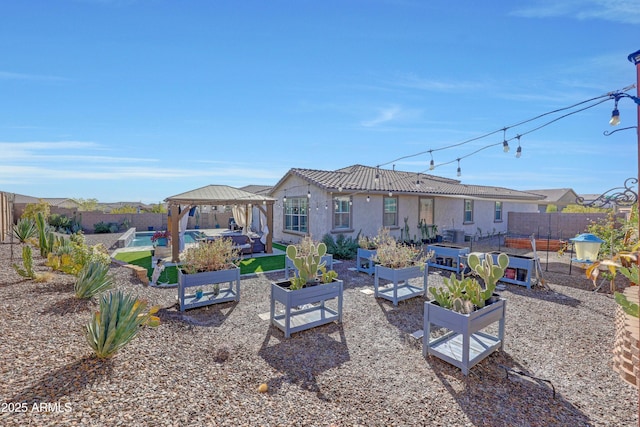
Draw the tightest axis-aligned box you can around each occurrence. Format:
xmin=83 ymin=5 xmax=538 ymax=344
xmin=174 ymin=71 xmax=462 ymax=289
xmin=86 ymin=290 xmax=160 ymax=358
xmin=13 ymin=218 xmax=37 ymax=243
xmin=75 ymin=261 xmax=114 ymax=299
xmin=13 ymin=245 xmax=36 ymax=279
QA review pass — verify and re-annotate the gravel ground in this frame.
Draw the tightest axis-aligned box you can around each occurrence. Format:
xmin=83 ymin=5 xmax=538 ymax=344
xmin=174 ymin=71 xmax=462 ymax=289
xmin=0 ymin=234 xmax=638 ymax=427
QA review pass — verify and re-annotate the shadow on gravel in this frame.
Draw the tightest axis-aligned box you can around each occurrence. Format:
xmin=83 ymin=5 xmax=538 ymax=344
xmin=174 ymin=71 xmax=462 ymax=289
xmin=40 ymin=296 xmax=93 ymax=316
xmin=258 ymin=324 xmax=350 ymax=401
xmin=427 ymin=352 xmax=592 ymax=426
xmin=156 ymin=301 xmax=238 ymax=328
xmin=9 ymin=355 xmax=114 ymax=406
xmin=506 ymin=285 xmax=582 ymax=308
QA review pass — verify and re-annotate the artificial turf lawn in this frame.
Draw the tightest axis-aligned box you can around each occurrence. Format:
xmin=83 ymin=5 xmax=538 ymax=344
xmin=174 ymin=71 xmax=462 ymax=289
xmin=114 ymin=250 xmax=285 ymax=284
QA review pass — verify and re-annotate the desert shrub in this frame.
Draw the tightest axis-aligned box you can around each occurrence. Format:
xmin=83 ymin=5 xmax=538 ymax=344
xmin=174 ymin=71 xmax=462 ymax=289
xmin=47 ymin=232 xmax=110 ymax=276
xmin=322 ymin=232 xmax=360 ymax=260
xmin=373 ymin=237 xmax=431 ymax=269
xmin=21 ymin=200 xmax=50 ymax=222
xmin=181 ymin=238 xmax=240 ymax=273
xmin=85 ymin=290 xmax=160 ymax=358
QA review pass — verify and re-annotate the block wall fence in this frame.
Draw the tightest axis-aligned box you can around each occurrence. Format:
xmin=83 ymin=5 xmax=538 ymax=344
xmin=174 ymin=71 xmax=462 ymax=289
xmin=11 ymin=204 xmax=234 ymax=234
xmin=507 ymin=212 xmax=622 ymax=240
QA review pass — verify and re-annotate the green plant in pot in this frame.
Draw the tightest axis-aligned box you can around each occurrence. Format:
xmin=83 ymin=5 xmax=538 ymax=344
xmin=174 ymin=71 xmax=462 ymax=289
xmin=285 ymin=241 xmax=338 ymax=290
xmin=429 ymin=252 xmax=509 ymax=314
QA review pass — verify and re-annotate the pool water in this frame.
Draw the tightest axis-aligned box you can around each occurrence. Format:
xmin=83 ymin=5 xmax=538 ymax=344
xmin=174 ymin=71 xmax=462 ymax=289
xmin=128 ymin=231 xmax=202 ymax=247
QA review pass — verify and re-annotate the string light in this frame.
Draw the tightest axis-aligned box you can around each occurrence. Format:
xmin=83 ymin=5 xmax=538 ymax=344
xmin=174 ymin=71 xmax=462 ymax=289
xmin=283 ymin=191 xmax=287 ymax=203
xmin=307 ymin=184 xmax=311 ymax=199
xmin=366 ymin=194 xmax=370 ymax=203
xmin=274 ymin=85 xmax=634 ymax=210
xmin=416 ymin=173 xmax=421 ymax=189
xmin=502 ymin=128 xmax=509 ymax=153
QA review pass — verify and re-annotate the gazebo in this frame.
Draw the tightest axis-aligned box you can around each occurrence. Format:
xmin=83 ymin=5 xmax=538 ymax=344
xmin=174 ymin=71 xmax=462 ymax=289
xmin=164 ymin=185 xmax=276 ymax=262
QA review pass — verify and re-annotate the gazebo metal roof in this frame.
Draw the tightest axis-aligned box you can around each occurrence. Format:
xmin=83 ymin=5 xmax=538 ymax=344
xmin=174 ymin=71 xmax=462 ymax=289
xmin=165 ymin=184 xmax=276 ymax=205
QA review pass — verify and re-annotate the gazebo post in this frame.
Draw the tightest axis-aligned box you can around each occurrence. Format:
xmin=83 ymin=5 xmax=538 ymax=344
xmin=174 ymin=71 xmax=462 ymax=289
xmin=266 ymin=202 xmax=273 ymax=253
xmin=170 ymin=204 xmax=180 ymax=262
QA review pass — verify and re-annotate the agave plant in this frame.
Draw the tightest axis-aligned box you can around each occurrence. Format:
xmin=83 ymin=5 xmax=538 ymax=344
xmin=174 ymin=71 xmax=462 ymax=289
xmin=75 ymin=261 xmax=114 ymax=299
xmin=86 ymin=290 xmax=160 ymax=358
xmin=13 ymin=218 xmax=37 ymax=243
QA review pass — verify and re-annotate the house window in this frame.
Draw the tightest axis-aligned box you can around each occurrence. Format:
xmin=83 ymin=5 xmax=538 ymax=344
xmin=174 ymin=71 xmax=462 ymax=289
xmin=284 ymin=197 xmax=308 ymax=233
xmin=463 ymin=199 xmax=474 ymax=223
xmin=383 ymin=197 xmax=397 ymax=227
xmin=494 ymin=201 xmax=503 ymax=222
xmin=333 ymin=196 xmax=351 ymax=229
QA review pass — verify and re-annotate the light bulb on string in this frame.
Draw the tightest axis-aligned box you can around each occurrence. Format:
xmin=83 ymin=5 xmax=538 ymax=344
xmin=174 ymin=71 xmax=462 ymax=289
xmin=502 ymin=128 xmax=509 ymax=152
xmin=429 ymin=150 xmax=435 ymax=170
xmin=307 ymin=184 xmax=311 ymax=199
xmin=283 ymin=191 xmax=287 ymax=203
xmin=456 ymin=158 xmax=461 ymax=177
xmin=515 ymin=135 xmax=522 ymax=158
xmin=416 ymin=173 xmax=421 ymax=189
xmin=366 ymin=194 xmax=370 ymax=203
xmin=609 ymin=98 xmax=621 ymax=126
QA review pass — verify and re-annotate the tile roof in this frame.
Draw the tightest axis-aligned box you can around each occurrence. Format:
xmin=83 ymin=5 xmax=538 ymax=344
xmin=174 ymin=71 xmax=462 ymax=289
xmin=280 ymin=164 xmax=543 ymax=201
xmin=525 ymin=188 xmax=578 ymax=203
xmin=239 ymin=185 xmax=273 ymax=195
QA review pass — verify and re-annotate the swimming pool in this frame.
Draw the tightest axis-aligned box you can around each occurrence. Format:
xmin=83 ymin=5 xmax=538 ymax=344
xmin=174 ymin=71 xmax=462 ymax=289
xmin=127 ymin=231 xmax=202 ymax=247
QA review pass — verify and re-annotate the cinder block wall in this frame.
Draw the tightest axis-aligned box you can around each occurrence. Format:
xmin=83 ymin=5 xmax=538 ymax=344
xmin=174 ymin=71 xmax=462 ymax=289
xmin=507 ymin=212 xmax=618 ymax=239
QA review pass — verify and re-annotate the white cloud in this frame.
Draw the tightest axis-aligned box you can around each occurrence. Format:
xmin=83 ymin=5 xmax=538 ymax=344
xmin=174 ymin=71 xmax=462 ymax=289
xmin=511 ymin=0 xmax=640 ymax=24
xmin=392 ymin=73 xmax=485 ymax=93
xmin=0 ymin=71 xmax=67 ymax=81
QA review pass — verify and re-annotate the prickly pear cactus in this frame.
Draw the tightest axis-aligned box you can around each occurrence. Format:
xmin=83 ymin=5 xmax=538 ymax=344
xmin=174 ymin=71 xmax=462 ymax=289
xmin=286 ymin=241 xmax=328 ymax=289
xmin=468 ymin=252 xmax=509 ymax=298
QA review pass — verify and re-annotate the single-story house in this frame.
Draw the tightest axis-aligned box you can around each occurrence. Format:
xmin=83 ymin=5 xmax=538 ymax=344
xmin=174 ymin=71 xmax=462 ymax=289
xmin=525 ymin=188 xmax=580 ymax=212
xmin=268 ymin=164 xmax=544 ymax=244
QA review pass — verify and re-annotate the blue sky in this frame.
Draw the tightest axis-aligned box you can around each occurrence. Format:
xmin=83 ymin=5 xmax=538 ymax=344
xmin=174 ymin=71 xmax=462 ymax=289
xmin=1 ymin=0 xmax=639 ymax=203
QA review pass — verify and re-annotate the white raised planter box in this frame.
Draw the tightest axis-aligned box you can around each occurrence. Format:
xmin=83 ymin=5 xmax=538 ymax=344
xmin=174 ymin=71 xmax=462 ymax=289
xmin=178 ymin=266 xmax=240 ymax=311
xmin=374 ymin=264 xmax=428 ymax=306
xmin=270 ymin=279 xmax=343 ymax=338
xmin=356 ymin=248 xmax=376 ymax=275
xmin=284 ymin=254 xmax=334 ymax=280
xmin=423 ymin=298 xmax=506 ymax=375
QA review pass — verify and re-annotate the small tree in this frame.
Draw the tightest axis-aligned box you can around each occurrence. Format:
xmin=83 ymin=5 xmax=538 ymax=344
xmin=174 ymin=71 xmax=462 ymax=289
xmin=21 ymin=200 xmax=50 ymax=222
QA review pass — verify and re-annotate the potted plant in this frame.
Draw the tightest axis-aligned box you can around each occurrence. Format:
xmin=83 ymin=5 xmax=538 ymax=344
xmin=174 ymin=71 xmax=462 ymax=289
xmin=423 ymin=252 xmax=509 ymax=375
xmin=195 ymin=288 xmax=203 ymax=299
xmin=372 ymin=237 xmax=433 ymax=306
xmin=151 ymin=230 xmax=171 ymax=246
xmin=356 ymin=228 xmax=393 ymax=275
xmin=284 ymin=236 xmax=334 ymax=280
xmin=177 ymin=238 xmax=241 ymax=311
xmin=270 ymin=240 xmax=342 ymax=338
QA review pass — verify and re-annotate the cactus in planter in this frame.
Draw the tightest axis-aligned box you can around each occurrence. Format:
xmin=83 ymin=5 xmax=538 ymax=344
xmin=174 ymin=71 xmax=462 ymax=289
xmin=467 ymin=252 xmax=509 ymax=300
xmin=285 ymin=241 xmax=330 ymax=290
xmin=429 ymin=252 xmax=510 ymax=313
xmin=452 ymin=297 xmax=474 ymax=314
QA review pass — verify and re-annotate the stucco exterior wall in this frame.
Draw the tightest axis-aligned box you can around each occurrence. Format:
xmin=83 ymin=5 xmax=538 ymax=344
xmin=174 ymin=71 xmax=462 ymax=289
xmin=271 ymin=175 xmax=540 ymax=244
